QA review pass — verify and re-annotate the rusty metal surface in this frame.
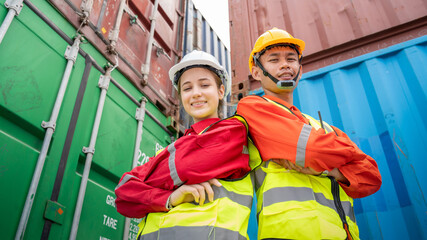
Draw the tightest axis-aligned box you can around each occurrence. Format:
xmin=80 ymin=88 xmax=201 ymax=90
xmin=48 ymin=0 xmax=186 ymax=115
xmin=229 ymin=0 xmax=427 ymax=96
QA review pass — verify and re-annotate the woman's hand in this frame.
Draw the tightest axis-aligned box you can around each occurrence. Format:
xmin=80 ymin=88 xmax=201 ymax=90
xmin=169 ymin=179 xmax=222 ymax=207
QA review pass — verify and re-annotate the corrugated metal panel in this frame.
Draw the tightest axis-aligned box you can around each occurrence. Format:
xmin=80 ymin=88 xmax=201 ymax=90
xmin=0 ymin=0 xmax=173 ymax=239
xmin=229 ymin=0 xmax=427 ymax=99
xmin=250 ymin=35 xmax=427 ymax=239
xmin=184 ymin=1 xmax=230 ymax=75
xmin=230 ymin=0 xmax=427 ymax=56
xmin=48 ymin=0 xmax=186 ymax=116
xmin=180 ymin=0 xmax=232 ymax=128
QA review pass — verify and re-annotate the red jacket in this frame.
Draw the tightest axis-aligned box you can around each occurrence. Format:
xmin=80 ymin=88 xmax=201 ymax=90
xmin=237 ymin=95 xmax=382 ymax=198
xmin=115 ymin=118 xmax=250 ymax=218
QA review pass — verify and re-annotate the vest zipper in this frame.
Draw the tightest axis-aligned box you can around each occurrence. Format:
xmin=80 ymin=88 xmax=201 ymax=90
xmin=329 ymin=176 xmax=353 ymax=240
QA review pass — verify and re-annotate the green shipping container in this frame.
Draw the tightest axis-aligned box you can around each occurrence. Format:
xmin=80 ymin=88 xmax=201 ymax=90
xmin=0 ymin=1 xmax=175 ymax=239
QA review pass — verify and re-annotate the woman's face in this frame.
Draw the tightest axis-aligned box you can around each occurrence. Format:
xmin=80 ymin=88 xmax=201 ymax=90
xmin=179 ymin=67 xmax=225 ymax=123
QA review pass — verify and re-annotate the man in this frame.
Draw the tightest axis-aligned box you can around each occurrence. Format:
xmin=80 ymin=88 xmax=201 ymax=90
xmin=236 ymin=28 xmax=382 ymax=240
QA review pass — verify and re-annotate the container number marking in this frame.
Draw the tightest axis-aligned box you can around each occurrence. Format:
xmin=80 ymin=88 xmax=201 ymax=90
xmin=137 ymin=143 xmax=164 ymax=166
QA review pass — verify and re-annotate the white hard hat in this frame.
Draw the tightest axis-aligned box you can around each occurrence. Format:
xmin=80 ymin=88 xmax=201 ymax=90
xmin=169 ymin=50 xmax=231 ymax=96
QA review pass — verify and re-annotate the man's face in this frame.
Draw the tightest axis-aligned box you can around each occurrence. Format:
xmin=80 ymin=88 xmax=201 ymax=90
xmin=252 ymin=46 xmax=302 ymax=94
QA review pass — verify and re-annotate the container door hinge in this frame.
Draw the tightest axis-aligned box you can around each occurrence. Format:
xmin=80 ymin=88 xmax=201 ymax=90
xmin=82 ymin=146 xmax=95 ymax=154
xmin=41 ymin=121 xmax=56 ymax=131
xmin=98 ymin=75 xmax=111 ymax=90
xmin=141 ymin=64 xmax=149 ymax=76
xmin=135 ymin=108 xmax=146 ymax=121
xmin=44 ymin=200 xmax=66 ymax=225
xmin=5 ymin=0 xmax=23 ymax=15
xmin=64 ymin=36 xmax=81 ymax=63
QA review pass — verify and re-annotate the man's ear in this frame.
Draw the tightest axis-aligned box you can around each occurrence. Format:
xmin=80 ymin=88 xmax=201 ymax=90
xmin=251 ymin=66 xmax=262 ymax=81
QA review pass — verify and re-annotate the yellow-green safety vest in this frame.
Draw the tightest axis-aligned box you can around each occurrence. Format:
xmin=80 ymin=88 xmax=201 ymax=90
xmin=137 ymin=116 xmax=262 ymax=240
xmin=255 ymin=97 xmax=359 ymax=240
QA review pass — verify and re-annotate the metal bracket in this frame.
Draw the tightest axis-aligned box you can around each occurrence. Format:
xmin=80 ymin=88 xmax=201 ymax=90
xmin=80 ymin=0 xmax=93 ymax=15
xmin=41 ymin=121 xmax=56 ymax=131
xmin=135 ymin=98 xmax=146 ymax=120
xmin=135 ymin=108 xmax=145 ymax=121
xmin=64 ymin=37 xmax=81 ymax=63
xmin=153 ymin=41 xmax=171 ymax=60
xmin=108 ymin=29 xmax=119 ymax=43
xmin=141 ymin=64 xmax=149 ymax=76
xmin=5 ymin=0 xmax=24 ymax=15
xmin=82 ymin=146 xmax=95 ymax=154
xmin=98 ymin=74 xmax=110 ymax=90
xmin=135 ymin=98 xmax=147 ymax=121
xmin=129 ymin=15 xmax=137 ymax=25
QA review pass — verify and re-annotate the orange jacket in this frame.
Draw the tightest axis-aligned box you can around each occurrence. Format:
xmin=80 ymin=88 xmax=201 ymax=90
xmin=237 ymin=95 xmax=381 ymax=198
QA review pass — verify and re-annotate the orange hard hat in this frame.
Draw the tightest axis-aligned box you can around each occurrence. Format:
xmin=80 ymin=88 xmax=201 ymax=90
xmin=248 ymin=28 xmax=305 ymax=73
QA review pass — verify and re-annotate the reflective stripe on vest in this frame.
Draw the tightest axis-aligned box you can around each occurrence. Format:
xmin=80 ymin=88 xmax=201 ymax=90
xmin=255 ymin=161 xmax=359 ymax=240
xmin=137 ymin=173 xmax=254 ymax=240
xmin=262 ymin=185 xmax=355 ymax=222
xmin=138 ymin=226 xmax=247 ymax=240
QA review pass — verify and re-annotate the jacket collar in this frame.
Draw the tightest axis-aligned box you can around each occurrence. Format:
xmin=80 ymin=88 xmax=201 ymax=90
xmin=185 ymin=118 xmax=221 ymax=135
xmin=264 ymin=95 xmax=309 ymax=124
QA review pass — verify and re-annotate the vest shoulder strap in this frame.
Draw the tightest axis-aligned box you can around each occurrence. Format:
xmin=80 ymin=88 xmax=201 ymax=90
xmin=228 ymin=114 xmax=263 ymax=171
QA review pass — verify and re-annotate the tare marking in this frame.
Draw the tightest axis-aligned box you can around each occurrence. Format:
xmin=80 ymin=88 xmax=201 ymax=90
xmin=103 ymin=214 xmax=117 ymax=230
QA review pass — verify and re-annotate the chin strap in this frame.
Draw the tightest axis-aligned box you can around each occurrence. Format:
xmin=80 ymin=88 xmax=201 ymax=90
xmin=253 ymin=56 xmax=301 ymax=90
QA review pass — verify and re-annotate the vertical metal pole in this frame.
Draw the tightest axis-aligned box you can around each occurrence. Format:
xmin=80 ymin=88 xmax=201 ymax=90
xmin=108 ymin=0 xmax=126 ymax=52
xmin=141 ymin=0 xmax=159 ymax=80
xmin=0 ymin=0 xmax=23 ymax=45
xmin=69 ymin=67 xmax=113 ymax=240
xmin=132 ymin=98 xmax=147 ymax=167
xmin=15 ymin=36 xmax=81 ymax=240
xmin=123 ymin=98 xmax=147 ymax=240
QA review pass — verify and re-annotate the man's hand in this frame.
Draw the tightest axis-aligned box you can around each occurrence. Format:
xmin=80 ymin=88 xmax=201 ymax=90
xmin=169 ymin=179 xmax=222 ymax=207
xmin=272 ymin=159 xmax=349 ymax=185
xmin=272 ymin=159 xmax=322 ymax=175
xmin=328 ymin=168 xmax=350 ymax=185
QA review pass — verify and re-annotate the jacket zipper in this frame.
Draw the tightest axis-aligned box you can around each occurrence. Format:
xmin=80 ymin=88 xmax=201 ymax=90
xmin=329 ymin=176 xmax=353 ymax=240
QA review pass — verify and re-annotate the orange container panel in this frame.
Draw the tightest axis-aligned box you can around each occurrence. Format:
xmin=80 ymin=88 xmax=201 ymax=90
xmin=229 ymin=0 xmax=427 ymax=92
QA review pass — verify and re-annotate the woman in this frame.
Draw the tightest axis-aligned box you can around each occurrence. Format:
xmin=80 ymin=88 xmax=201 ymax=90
xmin=115 ymin=50 xmax=259 ymax=239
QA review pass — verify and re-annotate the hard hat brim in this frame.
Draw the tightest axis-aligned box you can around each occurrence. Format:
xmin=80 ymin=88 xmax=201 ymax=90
xmin=249 ymin=37 xmax=305 ymax=72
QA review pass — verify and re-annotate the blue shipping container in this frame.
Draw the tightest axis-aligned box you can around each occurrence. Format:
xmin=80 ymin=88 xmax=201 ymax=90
xmin=250 ymin=35 xmax=427 ymax=239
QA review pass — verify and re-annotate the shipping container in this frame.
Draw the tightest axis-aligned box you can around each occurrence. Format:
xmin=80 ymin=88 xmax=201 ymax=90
xmin=229 ymin=0 xmax=427 ymax=98
xmin=0 ymin=0 xmax=176 ymax=239
xmin=0 ymin=0 xmax=233 ymax=240
xmin=249 ymin=35 xmax=427 ymax=239
xmin=180 ymin=0 xmax=232 ymax=127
